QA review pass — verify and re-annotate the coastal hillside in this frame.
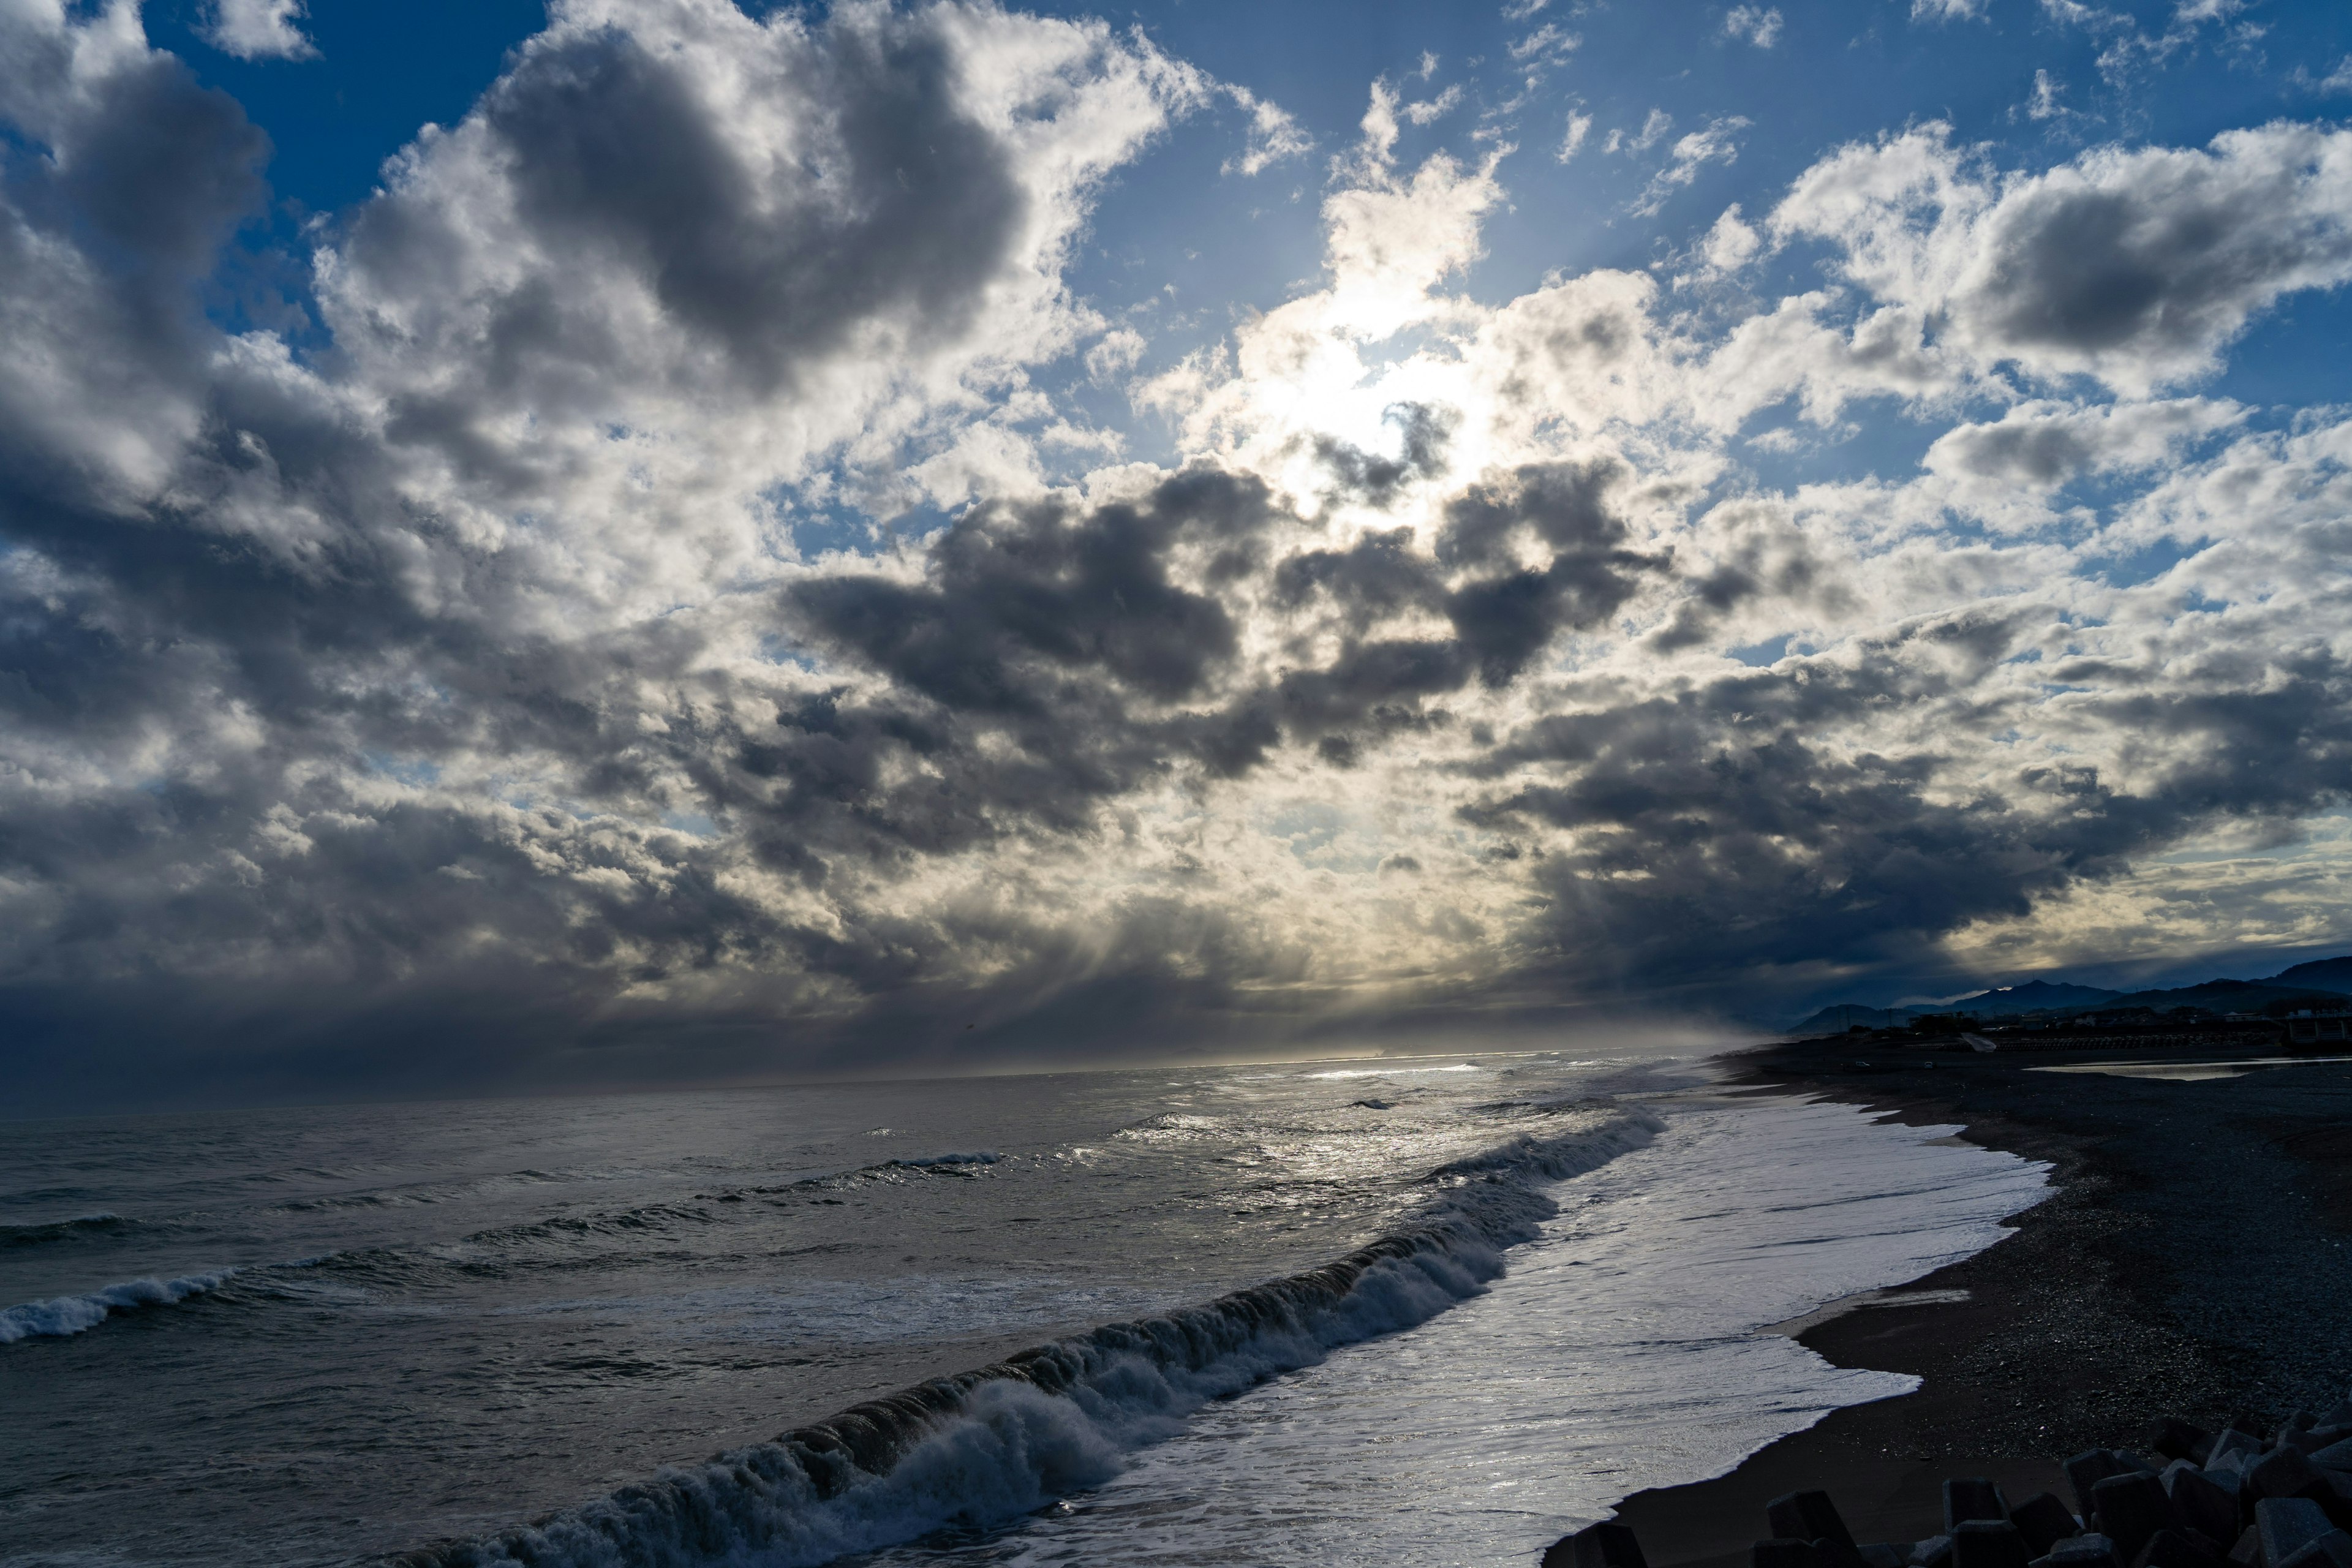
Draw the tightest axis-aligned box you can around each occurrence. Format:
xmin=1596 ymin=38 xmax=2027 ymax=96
xmin=1792 ymin=958 xmax=2352 ymax=1035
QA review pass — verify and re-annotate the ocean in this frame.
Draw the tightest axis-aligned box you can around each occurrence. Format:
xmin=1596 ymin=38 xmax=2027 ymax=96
xmin=0 ymin=1049 xmax=2049 ymax=1567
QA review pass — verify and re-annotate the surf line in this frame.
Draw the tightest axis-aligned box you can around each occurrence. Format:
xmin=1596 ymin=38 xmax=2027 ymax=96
xmin=396 ymin=1106 xmax=1664 ymax=1568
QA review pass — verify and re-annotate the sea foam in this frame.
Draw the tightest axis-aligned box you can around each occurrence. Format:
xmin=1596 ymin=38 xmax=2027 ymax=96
xmin=0 ymin=1269 xmax=236 ymax=1344
xmin=396 ymin=1102 xmax=1660 ymax=1568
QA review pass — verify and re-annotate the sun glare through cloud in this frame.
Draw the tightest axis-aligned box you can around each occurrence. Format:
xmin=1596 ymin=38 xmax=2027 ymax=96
xmin=0 ymin=0 xmax=2348 ymax=1106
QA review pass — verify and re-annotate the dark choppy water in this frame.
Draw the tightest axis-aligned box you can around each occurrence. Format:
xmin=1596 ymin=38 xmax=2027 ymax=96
xmin=0 ymin=1052 xmax=2047 ymax=1567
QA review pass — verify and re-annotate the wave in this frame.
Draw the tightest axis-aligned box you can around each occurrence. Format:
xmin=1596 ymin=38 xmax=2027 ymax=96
xmin=272 ymin=1153 xmax=1017 ymax=1287
xmin=717 ymin=1151 xmax=1009 ymax=1202
xmin=393 ymin=1102 xmax=1662 ymax=1568
xmin=461 ymin=1202 xmax=726 ymax=1248
xmin=0 ymin=1269 xmax=236 ymax=1344
xmin=0 ymin=1212 xmax=138 ymax=1248
xmin=272 ymin=1167 xmax=573 ymax=1213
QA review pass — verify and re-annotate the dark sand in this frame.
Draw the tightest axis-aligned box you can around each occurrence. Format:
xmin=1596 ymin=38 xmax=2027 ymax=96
xmin=1597 ymin=1042 xmax=2352 ymax=1568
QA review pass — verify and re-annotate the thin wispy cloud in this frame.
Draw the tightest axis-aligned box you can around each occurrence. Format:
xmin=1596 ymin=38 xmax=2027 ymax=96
xmin=1722 ymin=6 xmax=1782 ymax=47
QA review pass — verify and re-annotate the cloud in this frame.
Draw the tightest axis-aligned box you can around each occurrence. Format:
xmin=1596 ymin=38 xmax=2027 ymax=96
xmin=204 ymin=0 xmax=317 ymax=61
xmin=1510 ymin=23 xmax=1580 ymax=62
xmin=1085 ymin=327 xmax=1147 ymax=383
xmin=0 ymin=0 xmax=270 ymax=510
xmin=1921 ymin=396 xmax=2245 ymax=526
xmin=1691 ymin=205 xmax=1762 ymax=277
xmin=1403 ymin=84 xmax=1464 ymax=126
xmin=2295 ymin=56 xmax=2352 ymax=97
xmin=1557 ymin=110 xmax=1593 ymax=162
xmin=1222 ymin=84 xmax=1313 ymax=176
xmin=2023 ymin=68 xmax=2070 ymax=121
xmin=1604 ymin=109 xmax=1673 ymax=157
xmin=2037 ymin=0 xmax=2261 ymax=84
xmin=1910 ymin=0 xmax=1988 ymax=20
xmin=1770 ymin=121 xmax=2352 ymax=395
xmin=1632 ymin=116 xmax=1749 ymax=217
xmin=4 ymin=1 xmax=2352 ymax=1105
xmin=1722 ymin=6 xmax=1782 ymax=47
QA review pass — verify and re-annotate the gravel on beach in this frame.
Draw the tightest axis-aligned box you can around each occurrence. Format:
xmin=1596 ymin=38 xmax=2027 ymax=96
xmin=1593 ymin=1044 xmax=2352 ymax=1568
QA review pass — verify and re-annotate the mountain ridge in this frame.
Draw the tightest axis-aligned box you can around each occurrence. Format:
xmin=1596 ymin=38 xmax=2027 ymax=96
xmin=1790 ymin=956 xmax=2352 ymax=1035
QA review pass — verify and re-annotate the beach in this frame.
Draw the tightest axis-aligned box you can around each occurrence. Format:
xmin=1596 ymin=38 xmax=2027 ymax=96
xmin=1605 ymin=1042 xmax=2352 ymax=1568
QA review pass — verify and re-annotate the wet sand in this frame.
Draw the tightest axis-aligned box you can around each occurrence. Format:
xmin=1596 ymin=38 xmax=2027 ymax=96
xmin=1594 ymin=1041 xmax=2352 ymax=1568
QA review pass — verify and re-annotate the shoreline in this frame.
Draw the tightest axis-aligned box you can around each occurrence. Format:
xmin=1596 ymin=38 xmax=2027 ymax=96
xmin=1592 ymin=1041 xmax=2352 ymax=1568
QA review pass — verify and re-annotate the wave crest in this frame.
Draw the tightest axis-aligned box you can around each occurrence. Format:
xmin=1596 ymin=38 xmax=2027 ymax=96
xmin=0 ymin=1270 xmax=236 ymax=1344
xmin=396 ymin=1102 xmax=1661 ymax=1568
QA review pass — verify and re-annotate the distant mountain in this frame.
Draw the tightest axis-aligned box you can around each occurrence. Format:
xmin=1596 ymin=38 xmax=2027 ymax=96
xmin=1791 ymin=1004 xmax=1904 ymax=1033
xmin=1949 ymin=979 xmax=2121 ymax=1014
xmin=2087 ymin=978 xmax=2339 ymax=1015
xmin=1792 ymin=978 xmax=2122 ymax=1034
xmin=2272 ymin=956 xmax=2352 ymax=996
xmin=1791 ymin=956 xmax=2352 ymax=1034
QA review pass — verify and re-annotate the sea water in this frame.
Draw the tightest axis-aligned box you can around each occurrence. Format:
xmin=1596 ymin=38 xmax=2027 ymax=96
xmin=0 ymin=1051 xmax=2048 ymax=1567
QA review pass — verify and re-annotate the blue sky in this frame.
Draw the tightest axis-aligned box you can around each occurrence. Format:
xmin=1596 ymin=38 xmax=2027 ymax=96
xmin=2 ymin=0 xmax=2350 ymax=1107
xmin=149 ymin=1 xmax=2352 ymax=368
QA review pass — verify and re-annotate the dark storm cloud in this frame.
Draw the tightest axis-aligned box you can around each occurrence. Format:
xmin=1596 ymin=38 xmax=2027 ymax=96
xmin=1436 ymin=461 xmax=1662 ymax=679
xmin=789 ymin=470 xmax=1265 ymax=711
xmin=1270 ymin=460 xmax=1661 ymax=718
xmin=4 ymin=3 xmax=2351 ymax=1110
xmin=0 ymin=0 xmax=1237 ymax=1106
xmin=1459 ymin=619 xmax=2352 ymax=997
xmin=1312 ymin=402 xmax=1455 ymax=507
xmin=0 ymin=31 xmax=268 ymax=509
xmin=1961 ymin=137 xmax=2352 ymax=365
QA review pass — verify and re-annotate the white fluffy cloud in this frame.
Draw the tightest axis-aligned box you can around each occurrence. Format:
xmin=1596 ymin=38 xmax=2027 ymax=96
xmin=1771 ymin=121 xmax=2352 ymax=395
xmin=2 ymin=0 xmax=2350 ymax=1100
xmin=205 ymin=0 xmax=316 ymax=61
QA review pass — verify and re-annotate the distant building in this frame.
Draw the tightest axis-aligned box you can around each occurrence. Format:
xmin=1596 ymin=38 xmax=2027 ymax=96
xmin=2286 ymin=1010 xmax=2350 ymax=1046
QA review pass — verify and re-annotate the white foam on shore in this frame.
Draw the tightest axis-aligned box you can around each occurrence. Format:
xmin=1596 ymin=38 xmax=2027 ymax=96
xmin=852 ymin=1093 xmax=2051 ymax=1568
xmin=403 ymin=1108 xmax=1664 ymax=1568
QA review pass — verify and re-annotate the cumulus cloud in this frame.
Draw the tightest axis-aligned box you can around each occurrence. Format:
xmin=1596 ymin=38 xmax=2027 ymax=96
xmin=1921 ymin=397 xmax=2245 ymax=527
xmin=1767 ymin=121 xmax=2352 ymax=396
xmin=1690 ymin=205 xmax=1762 ymax=279
xmin=204 ymin=0 xmax=317 ymax=61
xmin=3 ymin=0 xmax=2351 ymax=1104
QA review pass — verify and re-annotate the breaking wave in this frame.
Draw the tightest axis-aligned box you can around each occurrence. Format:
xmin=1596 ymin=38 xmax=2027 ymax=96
xmin=394 ymin=1102 xmax=1661 ymax=1568
xmin=0 ymin=1269 xmax=237 ymax=1344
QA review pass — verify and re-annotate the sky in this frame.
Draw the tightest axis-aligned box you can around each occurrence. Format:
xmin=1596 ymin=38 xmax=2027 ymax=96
xmin=2 ymin=0 xmax=2351 ymax=1110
